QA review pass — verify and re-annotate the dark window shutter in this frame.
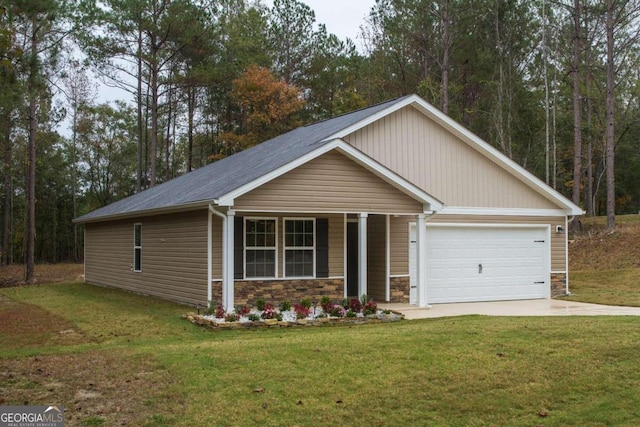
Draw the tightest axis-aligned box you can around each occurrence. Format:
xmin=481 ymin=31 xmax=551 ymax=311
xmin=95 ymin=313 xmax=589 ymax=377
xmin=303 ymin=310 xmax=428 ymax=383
xmin=234 ymin=218 xmax=244 ymax=279
xmin=316 ymin=218 xmax=329 ymax=278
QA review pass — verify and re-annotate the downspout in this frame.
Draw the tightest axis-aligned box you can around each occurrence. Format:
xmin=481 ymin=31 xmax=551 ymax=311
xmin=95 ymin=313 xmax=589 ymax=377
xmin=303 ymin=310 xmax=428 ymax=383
xmin=209 ymin=205 xmax=227 ymax=306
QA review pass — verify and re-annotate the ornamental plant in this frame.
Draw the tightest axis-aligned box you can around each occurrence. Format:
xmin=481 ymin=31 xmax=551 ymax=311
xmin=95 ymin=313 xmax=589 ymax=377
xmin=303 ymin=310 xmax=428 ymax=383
xmin=300 ymin=297 xmax=312 ymax=309
xmin=225 ymin=313 xmax=239 ymax=322
xmin=261 ymin=303 xmax=277 ymax=319
xmin=279 ymin=300 xmax=292 ymax=312
xmin=235 ymin=305 xmax=251 ymax=317
xmin=215 ymin=305 xmax=226 ymax=319
xmin=349 ymin=298 xmax=363 ymax=313
xmin=203 ymin=300 xmax=217 ymax=316
xmin=256 ymin=298 xmax=266 ymax=311
xmin=346 ymin=310 xmax=358 ymax=318
xmin=320 ymin=296 xmax=333 ymax=314
xmin=247 ymin=313 xmax=260 ymax=322
xmin=363 ymin=300 xmax=378 ymax=316
xmin=330 ymin=304 xmax=346 ymax=318
xmin=293 ymin=303 xmax=311 ymax=320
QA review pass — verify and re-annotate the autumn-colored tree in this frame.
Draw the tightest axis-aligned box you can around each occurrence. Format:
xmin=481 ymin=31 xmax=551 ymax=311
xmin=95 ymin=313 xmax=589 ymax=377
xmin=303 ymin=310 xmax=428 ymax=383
xmin=215 ymin=64 xmax=305 ymax=157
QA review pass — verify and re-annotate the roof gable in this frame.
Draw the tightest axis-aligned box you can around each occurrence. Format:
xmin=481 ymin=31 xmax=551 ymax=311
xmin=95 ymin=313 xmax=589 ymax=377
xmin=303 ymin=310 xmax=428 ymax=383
xmin=331 ymin=95 xmax=583 ymax=216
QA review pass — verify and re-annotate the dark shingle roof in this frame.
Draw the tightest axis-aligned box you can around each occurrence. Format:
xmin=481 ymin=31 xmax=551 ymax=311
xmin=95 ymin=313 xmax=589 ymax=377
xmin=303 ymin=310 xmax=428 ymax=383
xmin=75 ymin=96 xmax=410 ymax=223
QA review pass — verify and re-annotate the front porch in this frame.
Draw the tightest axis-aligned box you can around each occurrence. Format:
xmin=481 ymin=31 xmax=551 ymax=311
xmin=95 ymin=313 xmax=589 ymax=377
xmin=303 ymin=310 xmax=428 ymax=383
xmin=207 ymin=210 xmax=433 ymax=310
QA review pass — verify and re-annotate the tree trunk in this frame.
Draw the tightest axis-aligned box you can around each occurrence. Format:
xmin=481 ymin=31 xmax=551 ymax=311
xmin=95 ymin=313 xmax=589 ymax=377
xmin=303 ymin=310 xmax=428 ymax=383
xmin=136 ymin=28 xmax=144 ymax=193
xmin=440 ymin=0 xmax=450 ymax=115
xmin=26 ymin=22 xmax=38 ymax=282
xmin=187 ymin=85 xmax=194 ymax=172
xmin=571 ymin=0 xmax=582 ymax=232
xmin=605 ymin=0 xmax=616 ymax=232
xmin=2 ymin=125 xmax=11 ymax=266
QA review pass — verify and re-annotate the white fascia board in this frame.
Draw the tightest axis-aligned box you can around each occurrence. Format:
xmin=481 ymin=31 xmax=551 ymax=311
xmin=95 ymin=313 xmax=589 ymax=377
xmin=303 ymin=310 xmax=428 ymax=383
xmin=216 ymin=139 xmax=443 ymax=212
xmin=328 ymin=94 xmax=583 ymax=216
xmin=440 ymin=206 xmax=571 ymax=217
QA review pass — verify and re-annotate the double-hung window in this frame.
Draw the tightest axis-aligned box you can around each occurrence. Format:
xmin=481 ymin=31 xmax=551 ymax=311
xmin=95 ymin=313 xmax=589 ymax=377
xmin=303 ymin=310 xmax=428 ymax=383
xmin=133 ymin=223 xmax=142 ymax=272
xmin=284 ymin=218 xmax=315 ymax=277
xmin=244 ymin=218 xmax=277 ymax=278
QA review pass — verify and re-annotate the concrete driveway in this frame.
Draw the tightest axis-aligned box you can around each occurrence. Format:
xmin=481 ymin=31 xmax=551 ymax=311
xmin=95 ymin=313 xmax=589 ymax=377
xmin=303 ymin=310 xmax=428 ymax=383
xmin=379 ymin=299 xmax=640 ymax=320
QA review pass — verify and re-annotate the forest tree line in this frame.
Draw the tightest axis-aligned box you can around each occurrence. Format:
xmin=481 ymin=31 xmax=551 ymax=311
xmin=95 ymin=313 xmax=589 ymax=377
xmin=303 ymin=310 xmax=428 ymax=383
xmin=1 ymin=0 xmax=640 ymax=278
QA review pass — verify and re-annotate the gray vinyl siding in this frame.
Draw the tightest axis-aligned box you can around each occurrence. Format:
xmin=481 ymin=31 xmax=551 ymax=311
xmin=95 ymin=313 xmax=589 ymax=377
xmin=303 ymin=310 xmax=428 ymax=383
xmin=367 ymin=215 xmax=387 ymax=301
xmin=85 ymin=210 xmax=208 ymax=305
xmin=389 ymin=215 xmax=567 ymax=275
xmin=234 ymin=150 xmax=423 ymax=214
xmin=345 ymin=106 xmax=561 ymax=210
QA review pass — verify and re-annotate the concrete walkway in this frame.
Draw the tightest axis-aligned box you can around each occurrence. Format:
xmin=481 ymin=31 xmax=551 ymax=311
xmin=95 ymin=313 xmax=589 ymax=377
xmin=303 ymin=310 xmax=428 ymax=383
xmin=379 ymin=299 xmax=640 ymax=320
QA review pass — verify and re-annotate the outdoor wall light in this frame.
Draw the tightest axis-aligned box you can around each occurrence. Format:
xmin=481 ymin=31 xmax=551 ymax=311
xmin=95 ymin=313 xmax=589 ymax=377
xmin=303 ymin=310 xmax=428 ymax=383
xmin=556 ymin=225 xmax=564 ymax=234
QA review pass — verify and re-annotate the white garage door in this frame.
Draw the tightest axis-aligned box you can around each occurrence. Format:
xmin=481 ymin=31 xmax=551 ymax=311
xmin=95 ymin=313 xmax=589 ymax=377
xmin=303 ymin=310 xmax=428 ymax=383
xmin=410 ymin=224 xmax=550 ymax=304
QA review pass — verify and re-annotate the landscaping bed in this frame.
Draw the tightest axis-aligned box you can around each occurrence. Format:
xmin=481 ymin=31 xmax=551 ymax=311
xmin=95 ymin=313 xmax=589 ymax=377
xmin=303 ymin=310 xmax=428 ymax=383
xmin=183 ymin=295 xmax=404 ymax=330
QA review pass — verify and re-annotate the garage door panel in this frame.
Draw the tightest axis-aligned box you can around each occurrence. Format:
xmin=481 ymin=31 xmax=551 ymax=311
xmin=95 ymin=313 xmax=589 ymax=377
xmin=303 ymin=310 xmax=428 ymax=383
xmin=424 ymin=225 xmax=550 ymax=303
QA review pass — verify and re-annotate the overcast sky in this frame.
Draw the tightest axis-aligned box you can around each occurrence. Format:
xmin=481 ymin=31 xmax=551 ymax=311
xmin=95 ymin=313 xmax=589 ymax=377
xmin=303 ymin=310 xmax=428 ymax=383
xmin=265 ymin=0 xmax=375 ymax=49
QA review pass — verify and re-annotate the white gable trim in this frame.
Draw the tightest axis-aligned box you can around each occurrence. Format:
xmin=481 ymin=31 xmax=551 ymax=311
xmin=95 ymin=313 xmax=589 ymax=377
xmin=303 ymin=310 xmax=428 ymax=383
xmin=328 ymin=94 xmax=583 ymax=216
xmin=215 ymin=139 xmax=443 ymax=212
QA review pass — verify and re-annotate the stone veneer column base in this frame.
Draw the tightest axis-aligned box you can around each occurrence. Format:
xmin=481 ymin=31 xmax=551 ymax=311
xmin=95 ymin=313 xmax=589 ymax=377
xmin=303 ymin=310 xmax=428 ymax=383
xmin=551 ymin=273 xmax=568 ymax=297
xmin=389 ymin=276 xmax=410 ymax=303
xmin=211 ymin=279 xmax=345 ymax=307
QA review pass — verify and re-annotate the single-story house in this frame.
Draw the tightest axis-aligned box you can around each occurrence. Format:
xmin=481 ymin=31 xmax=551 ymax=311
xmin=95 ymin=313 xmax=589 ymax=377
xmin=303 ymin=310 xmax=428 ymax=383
xmin=75 ymin=94 xmax=583 ymax=310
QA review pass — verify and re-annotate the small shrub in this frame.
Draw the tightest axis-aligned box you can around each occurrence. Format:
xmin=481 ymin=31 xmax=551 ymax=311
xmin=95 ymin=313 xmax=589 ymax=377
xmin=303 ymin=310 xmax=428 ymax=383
xmin=225 ymin=313 xmax=239 ymax=322
xmin=203 ymin=300 xmax=217 ymax=316
xmin=261 ymin=303 xmax=277 ymax=319
xmin=247 ymin=313 xmax=260 ymax=322
xmin=320 ymin=296 xmax=333 ymax=313
xmin=276 ymin=312 xmax=283 ymax=321
xmin=382 ymin=309 xmax=392 ymax=315
xmin=215 ymin=305 xmax=226 ymax=319
xmin=235 ymin=305 xmax=251 ymax=317
xmin=330 ymin=304 xmax=346 ymax=318
xmin=360 ymin=294 xmax=372 ymax=305
xmin=346 ymin=310 xmax=358 ymax=318
xmin=349 ymin=298 xmax=363 ymax=313
xmin=363 ymin=299 xmax=378 ymax=316
xmin=340 ymin=298 xmax=350 ymax=309
xmin=300 ymin=297 xmax=312 ymax=309
xmin=256 ymin=298 xmax=266 ymax=311
xmin=279 ymin=300 xmax=292 ymax=312
xmin=293 ymin=303 xmax=311 ymax=319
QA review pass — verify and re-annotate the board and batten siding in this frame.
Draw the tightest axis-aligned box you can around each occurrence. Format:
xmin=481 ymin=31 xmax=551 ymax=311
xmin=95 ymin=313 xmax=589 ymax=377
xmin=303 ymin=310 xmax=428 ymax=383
xmin=367 ymin=215 xmax=387 ymax=301
xmin=85 ymin=210 xmax=208 ymax=305
xmin=233 ymin=150 xmax=423 ymax=214
xmin=389 ymin=215 xmax=567 ymax=275
xmin=344 ymin=106 xmax=560 ymax=210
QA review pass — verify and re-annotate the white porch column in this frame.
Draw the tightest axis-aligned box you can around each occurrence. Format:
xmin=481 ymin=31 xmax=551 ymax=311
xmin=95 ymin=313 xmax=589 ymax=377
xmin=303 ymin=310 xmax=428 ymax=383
xmin=207 ymin=208 xmax=213 ymax=303
xmin=223 ymin=210 xmax=235 ymax=311
xmin=416 ymin=213 xmax=429 ymax=308
xmin=358 ymin=213 xmax=368 ymax=297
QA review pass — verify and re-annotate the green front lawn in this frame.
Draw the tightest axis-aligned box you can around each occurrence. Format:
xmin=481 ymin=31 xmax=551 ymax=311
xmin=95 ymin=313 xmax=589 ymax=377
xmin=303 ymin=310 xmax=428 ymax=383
xmin=561 ymin=268 xmax=640 ymax=307
xmin=2 ymin=283 xmax=640 ymax=426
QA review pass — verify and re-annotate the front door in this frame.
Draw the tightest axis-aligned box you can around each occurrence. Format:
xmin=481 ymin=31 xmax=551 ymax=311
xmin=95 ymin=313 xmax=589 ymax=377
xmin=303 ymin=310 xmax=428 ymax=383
xmin=346 ymin=222 xmax=359 ymax=298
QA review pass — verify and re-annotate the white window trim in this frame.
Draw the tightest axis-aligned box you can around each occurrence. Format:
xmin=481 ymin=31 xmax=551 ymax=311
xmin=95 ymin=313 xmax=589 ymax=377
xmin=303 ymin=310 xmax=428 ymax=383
xmin=283 ymin=217 xmax=316 ymax=279
xmin=133 ymin=223 xmax=142 ymax=272
xmin=244 ymin=217 xmax=278 ymax=279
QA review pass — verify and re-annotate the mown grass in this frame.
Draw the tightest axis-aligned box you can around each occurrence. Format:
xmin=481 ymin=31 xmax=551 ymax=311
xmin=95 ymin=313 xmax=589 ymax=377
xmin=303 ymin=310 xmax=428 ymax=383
xmin=3 ymin=283 xmax=640 ymax=426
